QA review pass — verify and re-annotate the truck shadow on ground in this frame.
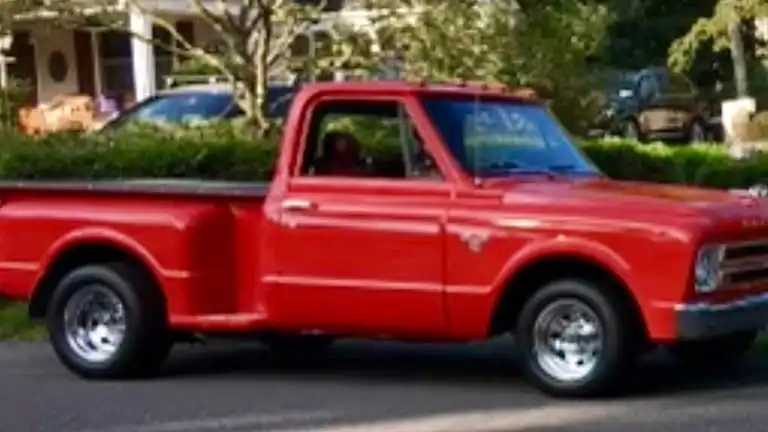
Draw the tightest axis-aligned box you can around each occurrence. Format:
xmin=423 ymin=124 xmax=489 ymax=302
xmin=159 ymin=337 xmax=768 ymax=398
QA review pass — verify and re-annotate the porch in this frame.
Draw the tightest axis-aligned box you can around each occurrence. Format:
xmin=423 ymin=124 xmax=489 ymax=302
xmin=6 ymin=1 xmax=366 ymax=107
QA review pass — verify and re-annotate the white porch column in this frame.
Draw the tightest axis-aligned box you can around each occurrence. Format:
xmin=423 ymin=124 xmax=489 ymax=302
xmin=90 ymin=31 xmax=103 ymax=96
xmin=129 ymin=5 xmax=156 ymax=102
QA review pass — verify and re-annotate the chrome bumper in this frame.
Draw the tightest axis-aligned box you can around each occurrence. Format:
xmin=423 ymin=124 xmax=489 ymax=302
xmin=676 ymin=292 xmax=768 ymax=339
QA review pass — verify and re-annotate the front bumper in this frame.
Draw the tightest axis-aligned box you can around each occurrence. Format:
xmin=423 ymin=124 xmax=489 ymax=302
xmin=676 ymin=292 xmax=768 ymax=339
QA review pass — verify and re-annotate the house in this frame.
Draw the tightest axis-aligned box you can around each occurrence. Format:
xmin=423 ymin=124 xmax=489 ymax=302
xmin=5 ymin=0 xmax=375 ymax=107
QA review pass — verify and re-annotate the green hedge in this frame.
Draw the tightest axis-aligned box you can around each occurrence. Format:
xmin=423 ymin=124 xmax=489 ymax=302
xmin=0 ymin=124 xmax=765 ymax=190
xmin=0 ymin=125 xmax=276 ymax=180
xmin=583 ymin=141 xmax=768 ymax=189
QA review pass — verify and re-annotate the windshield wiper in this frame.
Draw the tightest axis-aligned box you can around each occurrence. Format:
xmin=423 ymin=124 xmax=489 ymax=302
xmin=547 ymin=164 xmax=601 ymax=175
xmin=503 ymin=167 xmax=558 ymax=177
xmin=480 ymin=159 xmax=558 ymax=178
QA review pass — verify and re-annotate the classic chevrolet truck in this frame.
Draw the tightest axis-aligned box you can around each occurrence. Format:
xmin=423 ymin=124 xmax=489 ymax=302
xmin=0 ymin=80 xmax=767 ymax=398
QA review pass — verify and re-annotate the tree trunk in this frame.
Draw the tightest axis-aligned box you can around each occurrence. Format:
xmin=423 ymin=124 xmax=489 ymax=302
xmin=729 ymin=20 xmax=749 ymax=98
xmin=245 ymin=8 xmax=273 ymax=139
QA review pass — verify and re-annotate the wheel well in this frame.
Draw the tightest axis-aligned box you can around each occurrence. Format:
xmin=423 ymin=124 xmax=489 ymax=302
xmin=28 ymin=243 xmax=165 ymax=320
xmin=488 ymin=255 xmax=647 ymax=341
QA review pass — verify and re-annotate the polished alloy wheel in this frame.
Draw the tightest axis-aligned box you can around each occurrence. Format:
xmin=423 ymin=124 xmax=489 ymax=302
xmin=532 ymin=298 xmax=603 ymax=382
xmin=63 ymin=284 xmax=126 ymax=363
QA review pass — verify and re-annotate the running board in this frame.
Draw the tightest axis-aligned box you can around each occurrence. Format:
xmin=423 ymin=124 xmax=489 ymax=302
xmin=170 ymin=313 xmax=268 ymax=332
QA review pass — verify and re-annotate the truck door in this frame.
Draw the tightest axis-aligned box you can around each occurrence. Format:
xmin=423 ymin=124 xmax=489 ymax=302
xmin=267 ymin=96 xmax=451 ymax=337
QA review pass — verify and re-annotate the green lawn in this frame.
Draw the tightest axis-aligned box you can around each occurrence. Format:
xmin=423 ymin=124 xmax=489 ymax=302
xmin=0 ymin=302 xmax=44 ymax=341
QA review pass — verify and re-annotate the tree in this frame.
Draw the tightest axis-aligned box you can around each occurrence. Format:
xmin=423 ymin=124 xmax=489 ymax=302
xmin=668 ymin=0 xmax=768 ymax=97
xmin=356 ymin=0 xmax=610 ymax=133
xmin=598 ymin=0 xmax=722 ymax=73
xmin=44 ymin=0 xmax=344 ymax=136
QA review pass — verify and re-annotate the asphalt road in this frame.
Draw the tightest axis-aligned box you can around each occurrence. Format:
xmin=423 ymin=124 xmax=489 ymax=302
xmin=3 ymin=338 xmax=768 ymax=432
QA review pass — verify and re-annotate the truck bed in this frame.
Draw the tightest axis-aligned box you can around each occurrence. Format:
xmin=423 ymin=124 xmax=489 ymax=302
xmin=0 ymin=179 xmax=271 ymax=198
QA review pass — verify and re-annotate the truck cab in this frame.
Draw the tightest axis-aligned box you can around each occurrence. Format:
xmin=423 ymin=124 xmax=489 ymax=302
xmin=3 ymin=81 xmax=768 ymax=398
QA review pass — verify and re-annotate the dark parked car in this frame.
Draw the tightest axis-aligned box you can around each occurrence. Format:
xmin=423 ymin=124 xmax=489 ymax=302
xmin=590 ymin=67 xmax=721 ymax=142
xmin=96 ymin=83 xmax=296 ymax=132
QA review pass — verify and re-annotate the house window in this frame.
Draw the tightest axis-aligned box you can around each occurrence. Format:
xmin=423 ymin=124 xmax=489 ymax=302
xmin=98 ymin=28 xmax=174 ymax=104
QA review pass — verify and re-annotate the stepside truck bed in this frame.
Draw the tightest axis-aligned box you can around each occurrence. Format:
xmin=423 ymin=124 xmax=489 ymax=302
xmin=0 ymin=179 xmax=271 ymax=198
xmin=0 ymin=178 xmax=271 ymax=331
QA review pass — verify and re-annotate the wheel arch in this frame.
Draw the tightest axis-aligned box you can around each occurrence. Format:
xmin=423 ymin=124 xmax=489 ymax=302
xmin=29 ymin=238 xmax=167 ymax=321
xmin=487 ymin=253 xmax=648 ymax=344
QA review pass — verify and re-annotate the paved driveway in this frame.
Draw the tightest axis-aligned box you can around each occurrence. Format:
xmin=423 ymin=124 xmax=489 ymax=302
xmin=1 ymin=338 xmax=767 ymax=432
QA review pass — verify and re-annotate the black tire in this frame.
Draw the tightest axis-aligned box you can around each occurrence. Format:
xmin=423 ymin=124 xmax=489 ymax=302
xmin=516 ymin=279 xmax=637 ymax=398
xmin=688 ymin=119 xmax=708 ymax=143
xmin=667 ymin=330 xmax=757 ymax=370
xmin=259 ymin=333 xmax=336 ymax=355
xmin=622 ymin=119 xmax=643 ymax=142
xmin=47 ymin=262 xmax=171 ymax=379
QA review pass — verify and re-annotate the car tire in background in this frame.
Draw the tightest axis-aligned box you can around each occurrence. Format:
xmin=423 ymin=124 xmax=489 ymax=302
xmin=688 ymin=119 xmax=709 ymax=143
xmin=621 ymin=119 xmax=643 ymax=142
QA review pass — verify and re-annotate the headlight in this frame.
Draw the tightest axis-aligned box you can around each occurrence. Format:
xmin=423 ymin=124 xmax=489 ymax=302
xmin=694 ymin=244 xmax=725 ymax=293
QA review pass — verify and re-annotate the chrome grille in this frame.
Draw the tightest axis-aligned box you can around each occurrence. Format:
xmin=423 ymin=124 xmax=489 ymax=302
xmin=721 ymin=240 xmax=768 ymax=288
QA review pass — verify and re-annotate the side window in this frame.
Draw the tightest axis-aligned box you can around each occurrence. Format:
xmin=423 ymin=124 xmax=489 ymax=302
xmin=299 ymin=100 xmax=441 ymax=180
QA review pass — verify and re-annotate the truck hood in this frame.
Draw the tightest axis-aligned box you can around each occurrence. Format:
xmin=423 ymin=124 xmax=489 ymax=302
xmin=498 ymin=177 xmax=766 ymax=226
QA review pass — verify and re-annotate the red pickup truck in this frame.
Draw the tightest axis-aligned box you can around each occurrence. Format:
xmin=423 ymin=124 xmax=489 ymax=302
xmin=1 ymin=80 xmax=767 ymax=398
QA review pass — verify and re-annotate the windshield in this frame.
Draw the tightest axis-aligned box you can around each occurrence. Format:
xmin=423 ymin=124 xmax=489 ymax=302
xmin=132 ymin=93 xmax=238 ymax=124
xmin=419 ymin=97 xmax=601 ymax=178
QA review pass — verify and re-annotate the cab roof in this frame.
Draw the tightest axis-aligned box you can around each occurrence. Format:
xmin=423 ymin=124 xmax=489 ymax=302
xmin=297 ymin=80 xmax=541 ymax=103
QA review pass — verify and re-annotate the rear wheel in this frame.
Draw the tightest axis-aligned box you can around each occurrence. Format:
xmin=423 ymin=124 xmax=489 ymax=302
xmin=516 ymin=279 xmax=637 ymax=397
xmin=667 ymin=330 xmax=757 ymax=370
xmin=47 ymin=262 xmax=171 ymax=379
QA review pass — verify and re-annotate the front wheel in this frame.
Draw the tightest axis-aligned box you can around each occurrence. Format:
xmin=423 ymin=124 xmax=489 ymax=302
xmin=47 ymin=262 xmax=172 ymax=379
xmin=667 ymin=330 xmax=758 ymax=370
xmin=516 ymin=279 xmax=637 ymax=398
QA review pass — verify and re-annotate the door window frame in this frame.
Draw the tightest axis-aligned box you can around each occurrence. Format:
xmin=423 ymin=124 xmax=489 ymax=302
xmin=287 ymin=94 xmax=462 ymax=191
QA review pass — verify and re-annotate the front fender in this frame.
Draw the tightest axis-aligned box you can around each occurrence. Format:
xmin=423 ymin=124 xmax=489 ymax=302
xmin=490 ymin=236 xmax=634 ymax=298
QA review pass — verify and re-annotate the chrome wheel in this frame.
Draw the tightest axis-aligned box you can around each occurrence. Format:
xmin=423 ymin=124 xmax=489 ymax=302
xmin=532 ymin=298 xmax=603 ymax=382
xmin=63 ymin=285 xmax=126 ymax=364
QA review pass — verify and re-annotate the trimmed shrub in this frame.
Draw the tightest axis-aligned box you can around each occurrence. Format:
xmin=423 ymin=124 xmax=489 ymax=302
xmin=581 ymin=140 xmax=768 ymax=189
xmin=0 ymin=123 xmax=764 ymax=191
xmin=0 ymin=123 xmax=277 ymax=181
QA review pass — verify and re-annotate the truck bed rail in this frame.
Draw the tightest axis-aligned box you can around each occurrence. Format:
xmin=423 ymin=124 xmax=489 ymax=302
xmin=0 ymin=179 xmax=271 ymax=198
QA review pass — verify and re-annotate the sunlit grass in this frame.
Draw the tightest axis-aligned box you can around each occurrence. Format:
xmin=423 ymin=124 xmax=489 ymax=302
xmin=0 ymin=302 xmax=44 ymax=341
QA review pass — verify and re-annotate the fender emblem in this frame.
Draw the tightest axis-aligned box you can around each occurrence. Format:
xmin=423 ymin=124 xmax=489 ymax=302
xmin=459 ymin=230 xmax=490 ymax=253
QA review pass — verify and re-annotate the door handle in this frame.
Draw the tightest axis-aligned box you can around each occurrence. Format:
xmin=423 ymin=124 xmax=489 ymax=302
xmin=281 ymin=199 xmax=314 ymax=211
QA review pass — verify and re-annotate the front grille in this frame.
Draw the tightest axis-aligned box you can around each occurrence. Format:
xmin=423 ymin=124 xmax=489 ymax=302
xmin=721 ymin=240 xmax=768 ymax=288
